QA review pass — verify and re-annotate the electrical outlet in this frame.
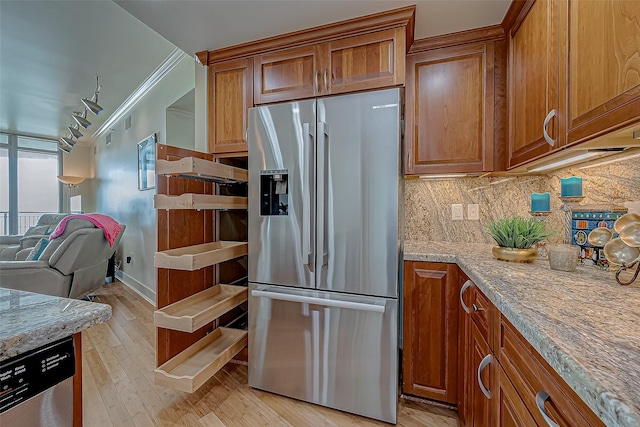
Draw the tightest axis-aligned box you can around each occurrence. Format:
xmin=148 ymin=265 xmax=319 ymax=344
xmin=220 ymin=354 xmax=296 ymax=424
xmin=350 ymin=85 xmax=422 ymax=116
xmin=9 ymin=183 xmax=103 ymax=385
xmin=127 ymin=252 xmax=134 ymax=264
xmin=452 ymin=204 xmax=464 ymax=221
xmin=468 ymin=204 xmax=480 ymax=220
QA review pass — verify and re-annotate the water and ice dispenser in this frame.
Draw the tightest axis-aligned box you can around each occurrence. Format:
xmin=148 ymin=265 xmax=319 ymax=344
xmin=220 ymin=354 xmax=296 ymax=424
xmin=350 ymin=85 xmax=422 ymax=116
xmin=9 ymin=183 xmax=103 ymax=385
xmin=260 ymin=170 xmax=288 ymax=216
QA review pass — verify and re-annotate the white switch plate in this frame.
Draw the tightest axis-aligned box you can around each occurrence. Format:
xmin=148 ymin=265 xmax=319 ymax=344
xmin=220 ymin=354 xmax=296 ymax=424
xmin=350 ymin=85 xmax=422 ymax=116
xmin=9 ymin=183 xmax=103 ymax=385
xmin=452 ymin=204 xmax=464 ymax=221
xmin=468 ymin=204 xmax=480 ymax=220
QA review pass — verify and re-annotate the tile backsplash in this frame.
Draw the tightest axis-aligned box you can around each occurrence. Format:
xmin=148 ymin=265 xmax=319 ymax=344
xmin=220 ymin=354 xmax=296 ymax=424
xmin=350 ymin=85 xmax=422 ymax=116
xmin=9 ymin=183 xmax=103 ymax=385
xmin=405 ymin=155 xmax=640 ymax=243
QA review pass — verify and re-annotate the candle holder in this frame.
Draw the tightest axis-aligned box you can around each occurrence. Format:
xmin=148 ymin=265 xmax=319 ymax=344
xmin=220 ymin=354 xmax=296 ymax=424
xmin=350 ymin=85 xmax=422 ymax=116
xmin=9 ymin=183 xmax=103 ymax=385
xmin=529 ymin=211 xmax=551 ymax=259
xmin=559 ymin=196 xmax=585 ymax=244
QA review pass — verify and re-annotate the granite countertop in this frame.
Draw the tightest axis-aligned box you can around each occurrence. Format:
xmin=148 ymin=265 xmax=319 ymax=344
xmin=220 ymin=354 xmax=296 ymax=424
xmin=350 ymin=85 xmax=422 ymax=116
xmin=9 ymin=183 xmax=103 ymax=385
xmin=0 ymin=288 xmax=111 ymax=362
xmin=405 ymin=240 xmax=640 ymax=427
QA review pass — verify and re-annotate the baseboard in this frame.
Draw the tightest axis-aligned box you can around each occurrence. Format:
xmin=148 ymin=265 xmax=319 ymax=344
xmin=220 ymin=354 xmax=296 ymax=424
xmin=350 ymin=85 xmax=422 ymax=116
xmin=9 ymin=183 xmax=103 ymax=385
xmin=115 ymin=271 xmax=156 ymax=306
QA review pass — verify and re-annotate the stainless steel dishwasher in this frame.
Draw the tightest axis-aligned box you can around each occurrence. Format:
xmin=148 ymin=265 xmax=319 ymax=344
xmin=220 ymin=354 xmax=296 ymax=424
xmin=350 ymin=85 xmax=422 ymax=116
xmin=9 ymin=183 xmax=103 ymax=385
xmin=0 ymin=336 xmax=75 ymax=427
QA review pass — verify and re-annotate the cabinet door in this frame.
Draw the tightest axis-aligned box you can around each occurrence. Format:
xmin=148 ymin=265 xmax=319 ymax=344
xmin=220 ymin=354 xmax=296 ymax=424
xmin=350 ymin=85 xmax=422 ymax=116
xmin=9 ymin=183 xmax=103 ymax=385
xmin=508 ymin=0 xmax=560 ymax=168
xmin=494 ymin=365 xmax=538 ymax=427
xmin=458 ymin=273 xmax=473 ymax=426
xmin=253 ymin=45 xmax=321 ymax=104
xmin=209 ymin=59 xmax=253 ymax=154
xmin=470 ymin=321 xmax=492 ymax=427
xmin=406 ymin=43 xmax=495 ymax=175
xmin=324 ymin=28 xmax=405 ymax=95
xmin=567 ymin=0 xmax=640 ymax=144
xmin=403 ymin=261 xmax=459 ymax=403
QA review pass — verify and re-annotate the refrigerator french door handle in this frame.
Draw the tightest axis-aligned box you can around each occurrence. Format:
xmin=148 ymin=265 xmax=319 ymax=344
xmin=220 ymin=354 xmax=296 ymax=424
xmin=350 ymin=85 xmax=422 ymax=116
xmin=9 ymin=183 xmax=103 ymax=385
xmin=251 ymin=289 xmax=386 ymax=313
xmin=302 ymin=122 xmax=314 ymax=269
xmin=317 ymin=121 xmax=329 ymax=267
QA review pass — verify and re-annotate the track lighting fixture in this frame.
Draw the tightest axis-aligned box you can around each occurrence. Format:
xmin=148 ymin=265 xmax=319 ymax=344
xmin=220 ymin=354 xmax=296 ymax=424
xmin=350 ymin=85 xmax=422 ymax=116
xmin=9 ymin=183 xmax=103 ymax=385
xmin=58 ymin=143 xmax=72 ymax=154
xmin=68 ymin=124 xmax=83 ymax=139
xmin=81 ymin=77 xmax=103 ymax=115
xmin=59 ymin=76 xmax=105 ymax=153
xmin=72 ymin=110 xmax=92 ymax=129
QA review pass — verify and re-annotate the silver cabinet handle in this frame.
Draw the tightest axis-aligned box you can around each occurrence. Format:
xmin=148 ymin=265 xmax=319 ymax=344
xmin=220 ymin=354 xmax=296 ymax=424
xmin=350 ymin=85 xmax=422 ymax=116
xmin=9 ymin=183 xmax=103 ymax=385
xmin=477 ymin=354 xmax=492 ymax=399
xmin=302 ymin=122 xmax=315 ymax=267
xmin=251 ymin=289 xmax=385 ymax=313
xmin=460 ymin=280 xmax=472 ymax=313
xmin=472 ymin=304 xmax=484 ymax=312
xmin=315 ymin=70 xmax=321 ymax=93
xmin=543 ymin=109 xmax=557 ymax=146
xmin=324 ymin=69 xmax=329 ymax=92
xmin=536 ymin=391 xmax=560 ymax=427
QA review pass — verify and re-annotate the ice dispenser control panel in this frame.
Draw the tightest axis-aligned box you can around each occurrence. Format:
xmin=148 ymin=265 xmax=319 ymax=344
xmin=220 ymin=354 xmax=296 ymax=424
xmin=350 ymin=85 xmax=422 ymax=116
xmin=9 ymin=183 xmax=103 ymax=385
xmin=260 ymin=169 xmax=288 ymax=216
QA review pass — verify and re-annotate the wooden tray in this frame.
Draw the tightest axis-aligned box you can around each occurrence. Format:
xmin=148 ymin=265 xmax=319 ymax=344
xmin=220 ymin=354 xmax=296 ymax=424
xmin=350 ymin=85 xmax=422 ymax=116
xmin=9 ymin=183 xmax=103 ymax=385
xmin=154 ymin=194 xmax=248 ymax=210
xmin=154 ymin=285 xmax=247 ymax=332
xmin=156 ymin=157 xmax=248 ymax=184
xmin=154 ymin=241 xmax=248 ymax=271
xmin=154 ymin=327 xmax=248 ymax=393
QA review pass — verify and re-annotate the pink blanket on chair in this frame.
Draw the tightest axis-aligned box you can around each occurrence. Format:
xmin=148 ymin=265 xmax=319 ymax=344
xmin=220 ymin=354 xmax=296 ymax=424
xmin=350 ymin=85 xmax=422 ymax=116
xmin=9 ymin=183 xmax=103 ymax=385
xmin=49 ymin=214 xmax=122 ymax=247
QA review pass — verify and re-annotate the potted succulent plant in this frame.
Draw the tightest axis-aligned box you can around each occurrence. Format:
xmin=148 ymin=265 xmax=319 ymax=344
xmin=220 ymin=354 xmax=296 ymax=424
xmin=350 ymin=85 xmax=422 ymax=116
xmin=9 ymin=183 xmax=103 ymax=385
xmin=487 ymin=216 xmax=551 ymax=262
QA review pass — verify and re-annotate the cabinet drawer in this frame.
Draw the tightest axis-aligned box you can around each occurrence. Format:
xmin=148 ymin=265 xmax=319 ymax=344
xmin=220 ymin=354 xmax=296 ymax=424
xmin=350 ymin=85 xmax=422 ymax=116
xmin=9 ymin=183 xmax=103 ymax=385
xmin=497 ymin=315 xmax=605 ymax=427
xmin=470 ymin=285 xmax=491 ymax=343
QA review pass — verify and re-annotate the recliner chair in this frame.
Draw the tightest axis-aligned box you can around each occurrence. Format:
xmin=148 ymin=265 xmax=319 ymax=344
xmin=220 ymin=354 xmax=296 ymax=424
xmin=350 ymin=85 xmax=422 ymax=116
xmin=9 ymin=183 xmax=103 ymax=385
xmin=0 ymin=218 xmax=125 ymax=299
xmin=0 ymin=213 xmax=70 ymax=260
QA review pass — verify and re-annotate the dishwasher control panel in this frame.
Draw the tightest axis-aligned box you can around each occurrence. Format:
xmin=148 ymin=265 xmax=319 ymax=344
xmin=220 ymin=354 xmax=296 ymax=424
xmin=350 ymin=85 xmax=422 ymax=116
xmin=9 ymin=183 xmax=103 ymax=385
xmin=0 ymin=336 xmax=75 ymax=413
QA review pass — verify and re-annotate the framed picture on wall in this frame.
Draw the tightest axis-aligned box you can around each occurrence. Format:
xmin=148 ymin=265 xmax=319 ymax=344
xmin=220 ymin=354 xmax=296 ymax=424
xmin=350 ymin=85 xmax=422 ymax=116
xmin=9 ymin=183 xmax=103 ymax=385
xmin=137 ymin=133 xmax=157 ymax=190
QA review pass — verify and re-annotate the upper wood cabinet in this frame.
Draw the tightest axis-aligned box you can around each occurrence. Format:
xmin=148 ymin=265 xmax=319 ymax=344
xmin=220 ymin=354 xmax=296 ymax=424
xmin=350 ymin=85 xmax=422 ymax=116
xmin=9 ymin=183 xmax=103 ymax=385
xmin=403 ymin=261 xmax=459 ymax=404
xmin=566 ymin=0 xmax=640 ymax=144
xmin=208 ymin=59 xmax=253 ymax=154
xmin=406 ymin=42 xmax=499 ymax=175
xmin=254 ymin=28 xmax=405 ymax=104
xmin=507 ymin=0 xmax=561 ymax=168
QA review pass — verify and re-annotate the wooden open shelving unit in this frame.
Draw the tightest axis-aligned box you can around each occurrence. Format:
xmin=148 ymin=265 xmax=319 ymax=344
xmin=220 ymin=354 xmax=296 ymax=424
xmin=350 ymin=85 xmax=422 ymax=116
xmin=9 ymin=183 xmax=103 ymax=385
xmin=155 ymin=144 xmax=248 ymax=393
xmin=154 ymin=285 xmax=248 ymax=333
xmin=154 ymin=193 xmax=248 ymax=210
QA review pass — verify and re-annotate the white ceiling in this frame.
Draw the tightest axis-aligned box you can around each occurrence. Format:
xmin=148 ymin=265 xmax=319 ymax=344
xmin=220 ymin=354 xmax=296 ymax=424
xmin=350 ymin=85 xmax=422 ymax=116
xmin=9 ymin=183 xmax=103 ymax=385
xmin=0 ymin=1 xmax=176 ymax=143
xmin=0 ymin=0 xmax=511 ymax=144
xmin=115 ymin=0 xmax=511 ymax=56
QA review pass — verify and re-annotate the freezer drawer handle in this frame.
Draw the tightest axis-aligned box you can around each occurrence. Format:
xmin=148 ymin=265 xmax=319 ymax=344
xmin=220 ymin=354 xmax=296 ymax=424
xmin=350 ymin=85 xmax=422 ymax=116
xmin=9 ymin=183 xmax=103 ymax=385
xmin=251 ymin=289 xmax=386 ymax=313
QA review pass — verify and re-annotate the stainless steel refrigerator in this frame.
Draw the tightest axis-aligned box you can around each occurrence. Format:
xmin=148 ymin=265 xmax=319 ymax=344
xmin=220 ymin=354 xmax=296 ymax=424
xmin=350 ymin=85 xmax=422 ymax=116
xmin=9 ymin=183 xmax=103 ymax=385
xmin=248 ymin=88 xmax=402 ymax=423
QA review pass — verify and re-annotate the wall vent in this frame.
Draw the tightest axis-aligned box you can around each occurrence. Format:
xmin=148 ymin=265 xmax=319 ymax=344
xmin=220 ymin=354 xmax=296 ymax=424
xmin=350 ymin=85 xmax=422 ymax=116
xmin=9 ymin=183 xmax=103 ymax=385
xmin=125 ymin=115 xmax=132 ymax=131
xmin=106 ymin=132 xmax=112 ymax=145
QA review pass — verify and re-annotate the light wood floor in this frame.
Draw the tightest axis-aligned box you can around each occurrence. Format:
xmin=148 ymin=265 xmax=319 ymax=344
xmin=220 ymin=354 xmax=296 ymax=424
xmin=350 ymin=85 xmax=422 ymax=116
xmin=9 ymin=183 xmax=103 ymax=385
xmin=82 ymin=281 xmax=459 ymax=426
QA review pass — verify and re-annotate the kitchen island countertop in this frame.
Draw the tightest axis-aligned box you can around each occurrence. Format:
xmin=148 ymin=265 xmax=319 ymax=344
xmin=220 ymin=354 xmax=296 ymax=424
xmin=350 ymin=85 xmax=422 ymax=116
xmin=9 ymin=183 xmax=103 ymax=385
xmin=405 ymin=240 xmax=640 ymax=427
xmin=0 ymin=288 xmax=111 ymax=361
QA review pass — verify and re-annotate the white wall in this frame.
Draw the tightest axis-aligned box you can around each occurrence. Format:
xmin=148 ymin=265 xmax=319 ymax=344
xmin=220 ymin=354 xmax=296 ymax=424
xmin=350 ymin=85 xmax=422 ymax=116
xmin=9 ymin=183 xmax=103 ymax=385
xmin=93 ymin=57 xmax=195 ymax=303
xmin=194 ymin=61 xmax=208 ymax=153
xmin=62 ymin=145 xmax=95 ymax=212
xmin=166 ymin=109 xmax=195 ymax=149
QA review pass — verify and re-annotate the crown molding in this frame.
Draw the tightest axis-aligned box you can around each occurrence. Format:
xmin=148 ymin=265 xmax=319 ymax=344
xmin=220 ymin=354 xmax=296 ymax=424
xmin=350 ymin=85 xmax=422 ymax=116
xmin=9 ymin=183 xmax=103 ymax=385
xmin=206 ymin=5 xmax=416 ymax=64
xmin=409 ymin=24 xmax=505 ymax=54
xmin=93 ymin=48 xmax=189 ymax=138
xmin=166 ymin=107 xmax=195 ymax=120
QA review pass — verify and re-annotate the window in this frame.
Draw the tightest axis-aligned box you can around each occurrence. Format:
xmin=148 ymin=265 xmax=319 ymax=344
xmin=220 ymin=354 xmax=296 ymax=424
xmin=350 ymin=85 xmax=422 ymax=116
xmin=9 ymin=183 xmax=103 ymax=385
xmin=0 ymin=133 xmax=61 ymax=235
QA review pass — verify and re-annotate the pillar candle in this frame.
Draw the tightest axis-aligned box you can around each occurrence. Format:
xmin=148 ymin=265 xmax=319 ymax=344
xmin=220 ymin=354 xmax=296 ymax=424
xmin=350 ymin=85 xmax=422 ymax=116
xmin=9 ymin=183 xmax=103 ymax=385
xmin=560 ymin=177 xmax=583 ymax=197
xmin=531 ymin=192 xmax=551 ymax=212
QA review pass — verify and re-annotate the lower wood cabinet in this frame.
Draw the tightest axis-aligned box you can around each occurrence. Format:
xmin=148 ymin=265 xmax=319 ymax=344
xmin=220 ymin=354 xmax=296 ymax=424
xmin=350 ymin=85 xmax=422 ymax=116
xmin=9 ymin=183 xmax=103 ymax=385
xmin=402 ymin=261 xmax=459 ymax=403
xmin=495 ymin=364 xmax=537 ymax=426
xmin=404 ymin=261 xmax=605 ymax=427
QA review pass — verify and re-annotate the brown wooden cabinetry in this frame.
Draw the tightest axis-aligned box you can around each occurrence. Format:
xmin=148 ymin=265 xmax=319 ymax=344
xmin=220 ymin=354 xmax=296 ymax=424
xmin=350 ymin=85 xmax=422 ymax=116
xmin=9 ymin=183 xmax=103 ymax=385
xmin=566 ymin=0 xmax=640 ymax=144
xmin=208 ymin=59 xmax=253 ymax=155
xmin=406 ymin=42 xmax=499 ymax=174
xmin=254 ymin=28 xmax=405 ymax=104
xmin=458 ymin=277 xmax=494 ymax=427
xmin=495 ymin=364 xmax=537 ymax=426
xmin=496 ymin=314 xmax=605 ymax=427
xmin=403 ymin=261 xmax=459 ymax=403
xmin=507 ymin=0 xmax=561 ymax=167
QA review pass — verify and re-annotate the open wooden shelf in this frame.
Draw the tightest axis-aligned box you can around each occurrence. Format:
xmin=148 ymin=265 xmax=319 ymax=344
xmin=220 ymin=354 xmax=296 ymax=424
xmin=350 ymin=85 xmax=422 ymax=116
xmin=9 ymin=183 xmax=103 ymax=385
xmin=154 ymin=241 xmax=248 ymax=271
xmin=154 ymin=285 xmax=248 ymax=332
xmin=154 ymin=194 xmax=248 ymax=210
xmin=156 ymin=157 xmax=248 ymax=184
xmin=154 ymin=327 xmax=248 ymax=393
